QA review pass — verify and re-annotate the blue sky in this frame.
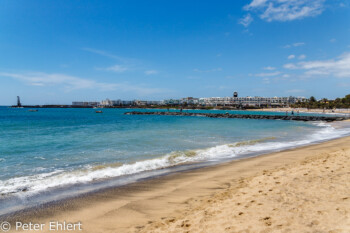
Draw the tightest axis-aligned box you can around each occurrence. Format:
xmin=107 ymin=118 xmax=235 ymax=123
xmin=0 ymin=0 xmax=349 ymax=105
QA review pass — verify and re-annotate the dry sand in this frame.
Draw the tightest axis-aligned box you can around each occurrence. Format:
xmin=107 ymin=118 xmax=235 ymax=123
xmin=140 ymin=143 xmax=350 ymax=233
xmin=252 ymin=107 xmax=350 ymax=115
xmin=9 ymin=137 xmax=350 ymax=233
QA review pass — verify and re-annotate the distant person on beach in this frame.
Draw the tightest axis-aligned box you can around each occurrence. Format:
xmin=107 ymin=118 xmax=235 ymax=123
xmin=291 ymin=110 xmax=294 ymax=116
xmin=286 ymin=111 xmax=288 ymax=116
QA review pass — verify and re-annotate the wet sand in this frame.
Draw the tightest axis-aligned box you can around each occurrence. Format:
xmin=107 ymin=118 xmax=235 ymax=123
xmin=7 ymin=136 xmax=350 ymax=233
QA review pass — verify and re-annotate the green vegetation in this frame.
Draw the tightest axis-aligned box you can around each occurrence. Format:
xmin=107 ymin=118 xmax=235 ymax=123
xmin=291 ymin=94 xmax=350 ymax=109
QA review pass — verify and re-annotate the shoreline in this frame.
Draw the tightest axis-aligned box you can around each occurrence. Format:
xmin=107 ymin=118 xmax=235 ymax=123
xmin=251 ymin=107 xmax=350 ymax=115
xmin=2 ymin=120 xmax=349 ymax=218
xmin=5 ymin=105 xmax=350 ymax=116
xmin=125 ymin=111 xmax=349 ymax=122
xmin=4 ymin=135 xmax=350 ymax=232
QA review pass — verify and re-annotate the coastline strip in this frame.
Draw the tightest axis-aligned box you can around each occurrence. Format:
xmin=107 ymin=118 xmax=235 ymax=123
xmin=125 ymin=111 xmax=349 ymax=122
xmin=5 ymin=136 xmax=350 ymax=232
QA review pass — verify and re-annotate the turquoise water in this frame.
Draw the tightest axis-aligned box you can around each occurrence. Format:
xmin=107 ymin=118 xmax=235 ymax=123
xmin=0 ymin=107 xmax=349 ymax=214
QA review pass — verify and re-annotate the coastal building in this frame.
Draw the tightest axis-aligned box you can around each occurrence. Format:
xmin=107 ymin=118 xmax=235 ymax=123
xmin=146 ymin=100 xmax=163 ymax=105
xmin=181 ymin=97 xmax=199 ymax=105
xmin=163 ymin=99 xmax=181 ymax=105
xmin=134 ymin=100 xmax=147 ymax=106
xmin=74 ymin=94 xmax=307 ymax=108
xmin=197 ymin=96 xmax=306 ymax=107
xmin=99 ymin=99 xmax=112 ymax=106
xmin=121 ymin=100 xmax=135 ymax=106
xmin=99 ymin=99 xmax=136 ymax=107
xmin=133 ymin=100 xmax=163 ymax=106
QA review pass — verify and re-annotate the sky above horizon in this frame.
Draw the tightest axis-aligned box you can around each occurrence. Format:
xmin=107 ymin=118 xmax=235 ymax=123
xmin=1 ymin=0 xmax=350 ymax=105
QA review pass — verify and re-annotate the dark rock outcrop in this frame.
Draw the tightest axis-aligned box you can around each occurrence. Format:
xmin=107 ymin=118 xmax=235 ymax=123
xmin=124 ymin=111 xmax=349 ymax=122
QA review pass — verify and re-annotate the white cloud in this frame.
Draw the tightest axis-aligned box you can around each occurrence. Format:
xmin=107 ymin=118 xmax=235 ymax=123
xmin=82 ymin=48 xmax=127 ymax=62
xmin=283 ymin=52 xmax=350 ymax=78
xmin=244 ymin=0 xmax=325 ymax=22
xmin=105 ymin=65 xmax=128 ymax=73
xmin=293 ymin=42 xmax=305 ymax=47
xmin=0 ymin=72 xmax=104 ymax=90
xmin=330 ymin=38 xmax=337 ymax=43
xmin=298 ymin=54 xmax=306 ymax=60
xmin=0 ymin=71 xmax=167 ymax=95
xmin=288 ymin=54 xmax=296 ymax=59
xmin=254 ymin=71 xmax=281 ymax=77
xmin=283 ymin=63 xmax=298 ymax=69
xmin=263 ymin=66 xmax=276 ymax=70
xmin=144 ymin=70 xmax=159 ymax=75
xmin=82 ymin=48 xmax=139 ymax=65
xmin=283 ymin=42 xmax=305 ymax=48
xmin=239 ymin=14 xmax=254 ymax=27
xmin=244 ymin=0 xmax=267 ymax=9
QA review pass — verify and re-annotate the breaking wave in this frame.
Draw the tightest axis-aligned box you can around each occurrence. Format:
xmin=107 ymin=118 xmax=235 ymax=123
xmin=0 ymin=122 xmax=349 ymax=198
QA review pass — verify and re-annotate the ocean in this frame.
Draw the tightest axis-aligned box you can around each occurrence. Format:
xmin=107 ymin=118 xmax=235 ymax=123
xmin=0 ymin=107 xmax=349 ymax=216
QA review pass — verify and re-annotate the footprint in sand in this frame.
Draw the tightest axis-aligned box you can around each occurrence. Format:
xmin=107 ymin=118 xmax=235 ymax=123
xmin=260 ymin=216 xmax=272 ymax=226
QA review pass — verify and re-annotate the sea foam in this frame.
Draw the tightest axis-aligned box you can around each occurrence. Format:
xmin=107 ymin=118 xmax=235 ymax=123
xmin=0 ymin=121 xmax=349 ymax=198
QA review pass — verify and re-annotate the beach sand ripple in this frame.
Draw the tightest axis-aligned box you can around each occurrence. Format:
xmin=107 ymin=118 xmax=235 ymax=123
xmin=8 ymin=138 xmax=350 ymax=233
xmin=138 ymin=148 xmax=350 ymax=232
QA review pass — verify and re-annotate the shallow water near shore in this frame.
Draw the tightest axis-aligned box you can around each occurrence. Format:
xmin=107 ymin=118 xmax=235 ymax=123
xmin=1 ymin=107 xmax=350 ymax=216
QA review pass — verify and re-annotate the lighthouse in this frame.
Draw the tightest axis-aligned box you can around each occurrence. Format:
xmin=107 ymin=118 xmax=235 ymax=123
xmin=17 ymin=96 xmax=22 ymax=107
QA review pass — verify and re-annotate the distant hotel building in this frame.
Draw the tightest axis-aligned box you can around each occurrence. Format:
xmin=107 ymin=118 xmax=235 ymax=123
xmin=195 ymin=96 xmax=306 ymax=107
xmin=72 ymin=92 xmax=307 ymax=108
xmin=98 ymin=99 xmax=163 ymax=107
xmin=100 ymin=99 xmax=135 ymax=106
xmin=163 ymin=92 xmax=306 ymax=108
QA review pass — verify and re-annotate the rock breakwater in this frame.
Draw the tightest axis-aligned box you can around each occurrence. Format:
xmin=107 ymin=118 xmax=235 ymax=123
xmin=125 ymin=111 xmax=348 ymax=122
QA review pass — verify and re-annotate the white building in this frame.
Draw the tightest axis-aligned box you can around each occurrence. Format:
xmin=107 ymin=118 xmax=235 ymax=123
xmin=99 ymin=99 xmax=135 ymax=107
xmin=163 ymin=99 xmax=181 ymax=105
xmin=74 ymin=94 xmax=307 ymax=108
xmin=181 ymin=97 xmax=199 ymax=105
xmin=197 ymin=96 xmax=306 ymax=107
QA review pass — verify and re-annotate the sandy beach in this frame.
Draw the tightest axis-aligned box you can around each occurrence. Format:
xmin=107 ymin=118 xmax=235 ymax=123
xmin=2 ymin=1 xmax=350 ymax=233
xmin=252 ymin=107 xmax=350 ymax=115
xmin=7 ymin=136 xmax=350 ymax=233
